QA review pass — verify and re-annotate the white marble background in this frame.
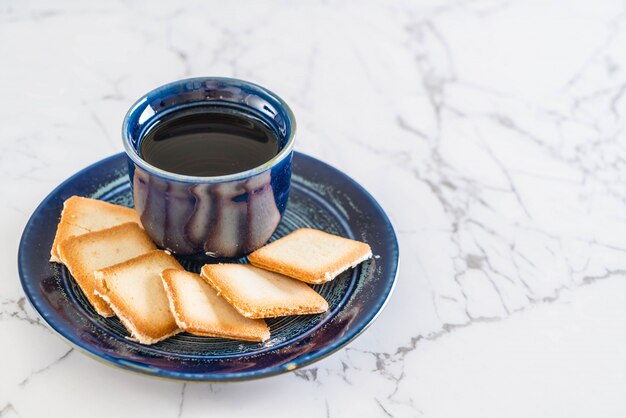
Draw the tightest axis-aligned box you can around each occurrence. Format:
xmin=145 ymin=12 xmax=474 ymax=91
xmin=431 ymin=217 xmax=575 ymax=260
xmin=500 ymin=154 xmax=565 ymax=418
xmin=2 ymin=0 xmax=626 ymax=417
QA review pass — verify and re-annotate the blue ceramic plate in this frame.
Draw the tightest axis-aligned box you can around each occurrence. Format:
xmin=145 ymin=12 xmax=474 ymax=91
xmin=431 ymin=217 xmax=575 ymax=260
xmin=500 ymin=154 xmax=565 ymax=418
xmin=18 ymin=152 xmax=398 ymax=381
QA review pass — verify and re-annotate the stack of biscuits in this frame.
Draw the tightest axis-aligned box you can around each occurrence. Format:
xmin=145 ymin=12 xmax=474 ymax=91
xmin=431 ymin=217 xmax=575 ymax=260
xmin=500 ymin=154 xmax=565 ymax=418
xmin=51 ymin=196 xmax=373 ymax=345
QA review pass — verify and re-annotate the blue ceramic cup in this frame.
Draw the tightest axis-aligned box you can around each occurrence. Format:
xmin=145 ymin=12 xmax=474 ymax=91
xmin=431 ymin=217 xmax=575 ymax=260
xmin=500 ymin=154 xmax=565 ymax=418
xmin=122 ymin=77 xmax=296 ymax=258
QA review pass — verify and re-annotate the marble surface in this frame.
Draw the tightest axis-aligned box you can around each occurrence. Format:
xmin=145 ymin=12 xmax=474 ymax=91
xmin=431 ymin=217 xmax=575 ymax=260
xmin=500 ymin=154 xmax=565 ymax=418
xmin=2 ymin=0 xmax=626 ymax=416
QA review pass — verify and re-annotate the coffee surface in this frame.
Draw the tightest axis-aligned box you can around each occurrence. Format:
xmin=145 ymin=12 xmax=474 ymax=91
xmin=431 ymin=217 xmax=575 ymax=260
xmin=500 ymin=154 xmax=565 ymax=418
xmin=140 ymin=107 xmax=279 ymax=176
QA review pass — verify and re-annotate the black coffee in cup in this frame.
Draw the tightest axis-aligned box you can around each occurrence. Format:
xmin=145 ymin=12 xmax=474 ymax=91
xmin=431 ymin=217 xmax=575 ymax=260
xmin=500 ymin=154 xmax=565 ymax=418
xmin=123 ymin=77 xmax=296 ymax=257
xmin=140 ymin=106 xmax=279 ymax=177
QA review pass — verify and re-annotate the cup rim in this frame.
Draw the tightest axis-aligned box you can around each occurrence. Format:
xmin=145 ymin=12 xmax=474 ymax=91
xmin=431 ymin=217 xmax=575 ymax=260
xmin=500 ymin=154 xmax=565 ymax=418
xmin=121 ymin=77 xmax=296 ymax=184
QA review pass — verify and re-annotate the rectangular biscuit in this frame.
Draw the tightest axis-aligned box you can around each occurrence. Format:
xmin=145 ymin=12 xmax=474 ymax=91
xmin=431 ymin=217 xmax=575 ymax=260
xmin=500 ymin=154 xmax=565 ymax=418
xmin=161 ymin=269 xmax=270 ymax=342
xmin=51 ymin=196 xmax=142 ymax=262
xmin=94 ymin=251 xmax=184 ymax=345
xmin=247 ymin=228 xmax=372 ymax=284
xmin=57 ymin=222 xmax=156 ymax=317
xmin=200 ymin=264 xmax=328 ymax=319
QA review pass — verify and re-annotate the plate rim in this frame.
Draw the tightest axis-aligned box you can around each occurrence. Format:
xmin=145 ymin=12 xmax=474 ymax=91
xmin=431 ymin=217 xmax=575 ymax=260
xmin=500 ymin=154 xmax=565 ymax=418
xmin=18 ymin=151 xmax=399 ymax=382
